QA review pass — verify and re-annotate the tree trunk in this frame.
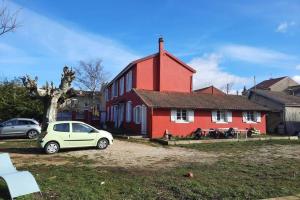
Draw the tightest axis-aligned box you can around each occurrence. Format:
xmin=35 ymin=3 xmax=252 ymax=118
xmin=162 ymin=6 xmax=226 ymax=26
xmin=42 ymin=95 xmax=60 ymax=130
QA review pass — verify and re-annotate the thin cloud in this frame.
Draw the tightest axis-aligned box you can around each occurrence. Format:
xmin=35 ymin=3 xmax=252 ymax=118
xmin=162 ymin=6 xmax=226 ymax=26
xmin=188 ymin=53 xmax=249 ymax=91
xmin=276 ymin=21 xmax=296 ymax=33
xmin=292 ymin=75 xmax=300 ymax=83
xmin=0 ymin=2 xmax=140 ymax=83
xmin=295 ymin=64 xmax=300 ymax=70
xmin=219 ymin=44 xmax=295 ymax=64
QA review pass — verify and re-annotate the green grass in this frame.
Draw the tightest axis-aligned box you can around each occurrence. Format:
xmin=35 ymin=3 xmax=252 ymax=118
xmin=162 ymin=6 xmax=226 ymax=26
xmin=0 ymin=140 xmax=300 ymax=199
xmin=178 ymin=139 xmax=300 ymax=154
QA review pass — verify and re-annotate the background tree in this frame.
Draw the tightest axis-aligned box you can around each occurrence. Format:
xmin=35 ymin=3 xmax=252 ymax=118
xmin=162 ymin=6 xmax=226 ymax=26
xmin=0 ymin=77 xmax=43 ymax=122
xmin=21 ymin=66 xmax=75 ymax=129
xmin=0 ymin=0 xmax=19 ymax=36
xmin=74 ymin=59 xmax=109 ymax=111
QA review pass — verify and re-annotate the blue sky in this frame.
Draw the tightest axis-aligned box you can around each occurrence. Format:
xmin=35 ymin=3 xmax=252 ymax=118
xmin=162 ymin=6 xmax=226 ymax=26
xmin=1 ymin=0 xmax=300 ymax=92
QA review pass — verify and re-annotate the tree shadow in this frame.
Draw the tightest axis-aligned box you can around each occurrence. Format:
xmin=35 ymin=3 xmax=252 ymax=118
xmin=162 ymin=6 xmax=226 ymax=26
xmin=0 ymin=147 xmax=43 ymax=155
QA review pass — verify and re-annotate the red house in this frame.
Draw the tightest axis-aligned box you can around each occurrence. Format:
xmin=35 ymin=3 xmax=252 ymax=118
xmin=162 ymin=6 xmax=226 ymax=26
xmin=104 ymin=38 xmax=268 ymax=138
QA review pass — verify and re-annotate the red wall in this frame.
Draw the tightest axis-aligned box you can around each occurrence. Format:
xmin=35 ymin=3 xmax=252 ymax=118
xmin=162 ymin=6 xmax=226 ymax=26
xmin=150 ymin=109 xmax=266 ymax=138
xmin=106 ymin=90 xmax=144 ymax=134
xmin=136 ymin=57 xmax=159 ymax=90
xmin=194 ymin=86 xmax=225 ymax=95
xmin=159 ymin=54 xmax=193 ymax=92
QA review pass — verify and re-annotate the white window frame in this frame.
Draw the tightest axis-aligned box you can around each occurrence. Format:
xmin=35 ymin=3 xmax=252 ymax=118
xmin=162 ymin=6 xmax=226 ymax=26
xmin=119 ymin=77 xmax=124 ymax=96
xmin=126 ymin=101 xmax=132 ymax=122
xmin=126 ymin=70 xmax=132 ymax=92
xmin=171 ymin=109 xmax=194 ymax=123
xmin=212 ymin=110 xmax=232 ymax=123
xmin=243 ymin=111 xmax=261 ymax=123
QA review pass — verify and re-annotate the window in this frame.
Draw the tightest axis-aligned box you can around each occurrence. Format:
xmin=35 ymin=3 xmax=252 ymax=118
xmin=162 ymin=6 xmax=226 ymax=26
xmin=18 ymin=120 xmax=35 ymax=125
xmin=53 ymin=123 xmax=70 ymax=132
xmin=126 ymin=101 xmax=132 ymax=122
xmin=177 ymin=109 xmax=187 ymax=121
xmin=112 ymin=82 xmax=118 ymax=97
xmin=217 ymin=111 xmax=226 ymax=122
xmin=72 ymin=123 xmax=93 ymax=133
xmin=212 ymin=110 xmax=232 ymax=123
xmin=3 ymin=120 xmax=17 ymax=126
xmin=133 ymin=105 xmax=141 ymax=124
xmin=171 ymin=109 xmax=194 ymax=123
xmin=105 ymin=88 xmax=108 ymax=102
xmin=126 ymin=70 xmax=132 ymax=92
xmin=84 ymin=102 xmax=88 ymax=108
xmin=243 ymin=111 xmax=261 ymax=123
xmin=246 ymin=111 xmax=255 ymax=122
xmin=119 ymin=77 xmax=124 ymax=96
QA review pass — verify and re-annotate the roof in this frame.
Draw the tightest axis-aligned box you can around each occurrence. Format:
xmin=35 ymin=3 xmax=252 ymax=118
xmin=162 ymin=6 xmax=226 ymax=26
xmin=252 ymin=76 xmax=287 ymax=90
xmin=249 ymin=89 xmax=300 ymax=106
xmin=107 ymin=51 xmax=196 ymax=87
xmin=133 ymin=89 xmax=269 ymax=111
xmin=193 ymin=85 xmax=225 ymax=95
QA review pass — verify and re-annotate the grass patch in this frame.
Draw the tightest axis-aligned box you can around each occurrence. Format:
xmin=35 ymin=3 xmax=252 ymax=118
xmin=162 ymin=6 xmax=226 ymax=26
xmin=178 ymin=139 xmax=300 ymax=153
xmin=0 ymin=139 xmax=300 ymax=199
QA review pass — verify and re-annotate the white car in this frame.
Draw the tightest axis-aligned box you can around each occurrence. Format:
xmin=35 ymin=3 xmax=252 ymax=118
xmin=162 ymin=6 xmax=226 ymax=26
xmin=39 ymin=121 xmax=113 ymax=154
xmin=0 ymin=118 xmax=41 ymax=139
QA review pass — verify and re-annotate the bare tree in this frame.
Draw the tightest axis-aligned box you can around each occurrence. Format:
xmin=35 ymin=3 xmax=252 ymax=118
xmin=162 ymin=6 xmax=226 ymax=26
xmin=21 ymin=66 xmax=75 ymax=129
xmin=74 ymin=59 xmax=108 ymax=110
xmin=220 ymin=82 xmax=234 ymax=94
xmin=0 ymin=1 xmax=19 ymax=36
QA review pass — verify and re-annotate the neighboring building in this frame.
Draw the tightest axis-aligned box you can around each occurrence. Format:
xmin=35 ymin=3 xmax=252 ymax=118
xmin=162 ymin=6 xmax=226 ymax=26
xmin=285 ymin=85 xmax=300 ymax=97
xmin=250 ymin=76 xmax=298 ymax=92
xmin=193 ymin=85 xmax=225 ymax=95
xmin=248 ymin=89 xmax=300 ymax=135
xmin=104 ymin=38 xmax=268 ymax=138
xmin=57 ymin=90 xmax=106 ymax=127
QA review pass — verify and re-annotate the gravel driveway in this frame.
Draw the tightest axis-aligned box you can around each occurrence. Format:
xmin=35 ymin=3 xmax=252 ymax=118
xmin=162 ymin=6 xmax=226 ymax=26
xmin=65 ymin=139 xmax=219 ymax=169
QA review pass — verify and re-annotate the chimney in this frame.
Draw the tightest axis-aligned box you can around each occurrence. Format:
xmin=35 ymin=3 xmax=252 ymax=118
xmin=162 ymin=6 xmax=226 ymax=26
xmin=159 ymin=37 xmax=164 ymax=53
xmin=158 ymin=37 xmax=164 ymax=91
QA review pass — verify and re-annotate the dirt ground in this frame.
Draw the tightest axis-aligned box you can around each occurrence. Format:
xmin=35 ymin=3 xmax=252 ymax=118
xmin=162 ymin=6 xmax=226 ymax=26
xmin=2 ymin=139 xmax=300 ymax=169
xmin=4 ymin=139 xmax=219 ymax=169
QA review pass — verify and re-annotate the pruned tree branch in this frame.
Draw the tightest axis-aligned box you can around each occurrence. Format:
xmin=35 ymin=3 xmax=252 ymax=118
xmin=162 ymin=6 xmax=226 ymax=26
xmin=0 ymin=1 xmax=19 ymax=36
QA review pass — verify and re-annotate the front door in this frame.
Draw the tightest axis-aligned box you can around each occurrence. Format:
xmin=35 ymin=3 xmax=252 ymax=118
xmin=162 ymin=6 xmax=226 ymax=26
xmin=141 ymin=105 xmax=147 ymax=135
xmin=69 ymin=122 xmax=96 ymax=147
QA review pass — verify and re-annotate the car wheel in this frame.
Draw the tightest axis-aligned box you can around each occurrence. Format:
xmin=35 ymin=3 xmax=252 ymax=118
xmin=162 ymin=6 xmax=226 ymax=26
xmin=27 ymin=130 xmax=38 ymax=139
xmin=45 ymin=142 xmax=60 ymax=154
xmin=97 ymin=138 xmax=109 ymax=150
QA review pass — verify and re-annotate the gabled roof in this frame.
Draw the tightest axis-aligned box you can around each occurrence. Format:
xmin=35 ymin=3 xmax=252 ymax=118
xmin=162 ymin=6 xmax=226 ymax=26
xmin=249 ymin=89 xmax=300 ymax=106
xmin=164 ymin=51 xmax=196 ymax=73
xmin=193 ymin=85 xmax=225 ymax=95
xmin=134 ymin=89 xmax=268 ymax=111
xmin=107 ymin=53 xmax=158 ymax=86
xmin=252 ymin=76 xmax=287 ymax=90
xmin=107 ymin=50 xmax=196 ymax=87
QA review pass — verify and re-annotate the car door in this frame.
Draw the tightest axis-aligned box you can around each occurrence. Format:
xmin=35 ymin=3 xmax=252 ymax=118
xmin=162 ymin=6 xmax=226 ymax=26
xmin=0 ymin=120 xmax=18 ymax=136
xmin=52 ymin=123 xmax=71 ymax=148
xmin=69 ymin=122 xmax=96 ymax=147
xmin=14 ymin=120 xmax=29 ymax=135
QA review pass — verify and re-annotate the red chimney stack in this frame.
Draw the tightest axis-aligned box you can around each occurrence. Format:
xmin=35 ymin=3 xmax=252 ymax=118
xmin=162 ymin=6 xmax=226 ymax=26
xmin=159 ymin=37 xmax=164 ymax=53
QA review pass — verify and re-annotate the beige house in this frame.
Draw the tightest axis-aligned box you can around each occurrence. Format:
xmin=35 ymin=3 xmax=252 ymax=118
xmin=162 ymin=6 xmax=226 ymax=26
xmin=248 ymin=89 xmax=300 ymax=135
xmin=250 ymin=76 xmax=298 ymax=92
xmin=57 ymin=91 xmax=106 ymax=126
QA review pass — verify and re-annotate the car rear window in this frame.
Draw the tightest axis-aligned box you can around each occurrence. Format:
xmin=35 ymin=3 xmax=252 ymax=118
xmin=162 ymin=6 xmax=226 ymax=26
xmin=53 ymin=123 xmax=70 ymax=132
